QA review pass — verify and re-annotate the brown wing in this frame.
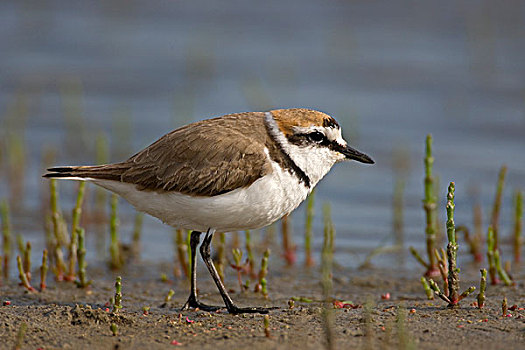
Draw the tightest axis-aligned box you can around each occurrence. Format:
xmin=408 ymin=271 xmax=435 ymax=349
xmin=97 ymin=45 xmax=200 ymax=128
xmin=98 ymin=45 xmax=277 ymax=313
xmin=120 ymin=113 xmax=270 ymax=196
xmin=80 ymin=112 xmax=270 ymax=197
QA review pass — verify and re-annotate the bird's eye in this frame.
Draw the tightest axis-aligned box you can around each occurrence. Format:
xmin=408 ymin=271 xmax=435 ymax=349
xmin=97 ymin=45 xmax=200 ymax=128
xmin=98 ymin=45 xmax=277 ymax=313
xmin=307 ymin=131 xmax=325 ymax=143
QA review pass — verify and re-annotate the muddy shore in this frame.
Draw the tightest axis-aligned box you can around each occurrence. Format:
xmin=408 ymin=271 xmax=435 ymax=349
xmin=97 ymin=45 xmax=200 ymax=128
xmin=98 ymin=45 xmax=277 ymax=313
xmin=1 ymin=260 xmax=524 ymax=350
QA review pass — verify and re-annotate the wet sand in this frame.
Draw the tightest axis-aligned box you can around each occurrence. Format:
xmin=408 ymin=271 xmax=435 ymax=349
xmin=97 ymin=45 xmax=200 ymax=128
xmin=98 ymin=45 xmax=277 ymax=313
xmin=1 ymin=260 xmax=523 ymax=349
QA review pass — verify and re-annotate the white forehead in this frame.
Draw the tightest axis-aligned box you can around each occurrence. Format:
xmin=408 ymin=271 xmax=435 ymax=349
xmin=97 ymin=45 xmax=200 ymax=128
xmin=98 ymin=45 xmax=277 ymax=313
xmin=292 ymin=126 xmax=347 ymax=146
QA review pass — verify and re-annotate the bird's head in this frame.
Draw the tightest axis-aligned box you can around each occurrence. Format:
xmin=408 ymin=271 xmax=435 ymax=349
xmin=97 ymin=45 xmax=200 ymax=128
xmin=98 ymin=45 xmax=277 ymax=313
xmin=266 ymin=108 xmax=374 ymax=186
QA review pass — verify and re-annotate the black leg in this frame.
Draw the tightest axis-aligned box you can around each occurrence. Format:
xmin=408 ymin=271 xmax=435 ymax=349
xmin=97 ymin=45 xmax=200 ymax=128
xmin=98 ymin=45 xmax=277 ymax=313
xmin=200 ymin=229 xmax=275 ymax=314
xmin=181 ymin=231 xmax=222 ymax=312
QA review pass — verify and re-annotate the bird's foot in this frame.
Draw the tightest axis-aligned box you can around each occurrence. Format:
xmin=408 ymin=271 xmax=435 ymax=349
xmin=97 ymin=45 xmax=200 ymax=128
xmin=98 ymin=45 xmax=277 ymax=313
xmin=181 ymin=296 xmax=223 ymax=312
xmin=227 ymin=305 xmax=278 ymax=315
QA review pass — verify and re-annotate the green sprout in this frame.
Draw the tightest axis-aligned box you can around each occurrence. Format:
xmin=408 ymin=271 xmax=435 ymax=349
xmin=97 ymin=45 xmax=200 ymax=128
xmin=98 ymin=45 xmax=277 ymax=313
xmin=40 ymin=249 xmax=48 ymax=291
xmin=114 ymin=276 xmax=123 ymax=312
xmin=476 ymin=269 xmax=487 ymax=309
xmin=305 ymin=189 xmax=315 ymax=267
xmin=67 ymin=182 xmax=86 ymax=281
xmin=490 ymin=166 xmax=507 ymax=250
xmin=17 ymin=255 xmax=35 ymax=292
xmin=513 ymin=190 xmax=522 ymax=263
xmin=75 ymin=228 xmax=92 ymax=288
xmin=109 ymin=194 xmax=122 ymax=270
xmin=1 ymin=199 xmax=12 ymax=280
xmin=410 ymin=134 xmax=439 ymax=276
xmin=255 ymin=248 xmax=270 ymax=298
xmin=427 ymin=183 xmax=475 ymax=308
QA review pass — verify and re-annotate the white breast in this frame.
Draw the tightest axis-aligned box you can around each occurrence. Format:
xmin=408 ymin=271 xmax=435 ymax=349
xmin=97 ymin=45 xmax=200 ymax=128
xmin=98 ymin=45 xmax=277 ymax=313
xmin=94 ymin=149 xmax=310 ymax=232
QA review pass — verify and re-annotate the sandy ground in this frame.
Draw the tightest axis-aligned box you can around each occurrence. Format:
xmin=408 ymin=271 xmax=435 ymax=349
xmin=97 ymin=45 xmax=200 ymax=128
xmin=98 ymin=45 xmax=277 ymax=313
xmin=0 ymin=259 xmax=524 ymax=350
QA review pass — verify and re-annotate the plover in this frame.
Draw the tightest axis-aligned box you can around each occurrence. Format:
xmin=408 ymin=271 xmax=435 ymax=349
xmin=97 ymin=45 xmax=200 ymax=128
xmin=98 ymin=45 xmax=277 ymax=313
xmin=44 ymin=108 xmax=374 ymax=314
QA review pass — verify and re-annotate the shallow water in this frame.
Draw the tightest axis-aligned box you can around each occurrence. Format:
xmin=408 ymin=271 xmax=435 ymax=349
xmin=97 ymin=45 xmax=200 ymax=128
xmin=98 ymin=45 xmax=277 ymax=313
xmin=0 ymin=0 xmax=524 ymax=271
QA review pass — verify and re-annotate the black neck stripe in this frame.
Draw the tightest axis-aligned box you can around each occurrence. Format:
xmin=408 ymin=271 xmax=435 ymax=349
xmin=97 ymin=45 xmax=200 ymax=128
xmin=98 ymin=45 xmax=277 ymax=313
xmin=264 ymin=117 xmax=311 ymax=188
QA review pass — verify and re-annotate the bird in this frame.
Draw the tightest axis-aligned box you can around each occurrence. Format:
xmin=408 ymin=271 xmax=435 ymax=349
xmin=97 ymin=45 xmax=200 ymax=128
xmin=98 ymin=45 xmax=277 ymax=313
xmin=44 ymin=108 xmax=374 ymax=314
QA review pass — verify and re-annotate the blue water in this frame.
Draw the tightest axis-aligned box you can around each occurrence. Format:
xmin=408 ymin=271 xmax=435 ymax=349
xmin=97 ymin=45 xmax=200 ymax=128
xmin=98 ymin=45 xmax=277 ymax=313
xmin=0 ymin=0 xmax=524 ymax=272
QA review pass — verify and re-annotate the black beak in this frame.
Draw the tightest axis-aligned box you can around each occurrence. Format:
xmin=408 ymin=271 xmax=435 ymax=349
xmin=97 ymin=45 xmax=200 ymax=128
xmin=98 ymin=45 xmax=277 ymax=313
xmin=340 ymin=144 xmax=374 ymax=164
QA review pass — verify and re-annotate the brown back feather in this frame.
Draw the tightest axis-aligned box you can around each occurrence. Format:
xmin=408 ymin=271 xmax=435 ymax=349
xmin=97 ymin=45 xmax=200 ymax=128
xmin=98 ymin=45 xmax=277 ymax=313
xmin=89 ymin=112 xmax=272 ymax=196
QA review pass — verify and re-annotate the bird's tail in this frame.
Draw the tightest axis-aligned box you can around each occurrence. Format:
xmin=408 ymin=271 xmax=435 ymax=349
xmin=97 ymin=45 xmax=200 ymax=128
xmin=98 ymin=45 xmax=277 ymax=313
xmin=43 ymin=164 xmax=127 ymax=181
